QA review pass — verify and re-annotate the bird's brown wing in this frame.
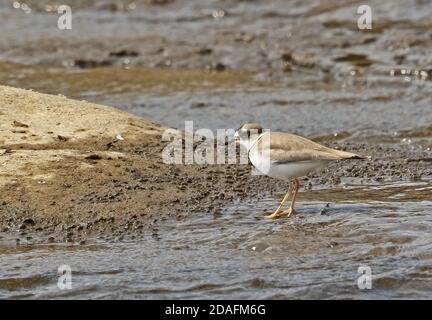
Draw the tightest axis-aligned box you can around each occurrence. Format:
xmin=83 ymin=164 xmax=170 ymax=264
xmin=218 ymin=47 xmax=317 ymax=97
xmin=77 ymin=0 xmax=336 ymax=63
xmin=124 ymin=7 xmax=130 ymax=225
xmin=251 ymin=132 xmax=365 ymax=163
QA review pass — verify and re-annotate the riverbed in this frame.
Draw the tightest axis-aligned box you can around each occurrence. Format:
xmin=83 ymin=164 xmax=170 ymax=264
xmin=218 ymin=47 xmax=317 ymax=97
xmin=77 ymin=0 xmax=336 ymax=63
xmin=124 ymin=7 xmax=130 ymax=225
xmin=1 ymin=179 xmax=432 ymax=299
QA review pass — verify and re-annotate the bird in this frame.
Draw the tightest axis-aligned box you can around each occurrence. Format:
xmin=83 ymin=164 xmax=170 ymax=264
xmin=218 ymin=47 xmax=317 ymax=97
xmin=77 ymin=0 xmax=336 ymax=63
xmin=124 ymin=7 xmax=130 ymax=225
xmin=234 ymin=123 xmax=367 ymax=219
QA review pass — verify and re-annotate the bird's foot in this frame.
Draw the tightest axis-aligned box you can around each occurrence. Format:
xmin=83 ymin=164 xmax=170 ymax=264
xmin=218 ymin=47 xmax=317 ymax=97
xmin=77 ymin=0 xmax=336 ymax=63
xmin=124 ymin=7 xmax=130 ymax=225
xmin=279 ymin=207 xmax=295 ymax=218
xmin=265 ymin=210 xmax=282 ymax=219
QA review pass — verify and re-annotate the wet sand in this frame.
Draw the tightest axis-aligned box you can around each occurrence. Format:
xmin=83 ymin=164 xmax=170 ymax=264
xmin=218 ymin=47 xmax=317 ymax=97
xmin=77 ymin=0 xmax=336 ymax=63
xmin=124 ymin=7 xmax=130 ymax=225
xmin=0 ymin=85 xmax=252 ymax=243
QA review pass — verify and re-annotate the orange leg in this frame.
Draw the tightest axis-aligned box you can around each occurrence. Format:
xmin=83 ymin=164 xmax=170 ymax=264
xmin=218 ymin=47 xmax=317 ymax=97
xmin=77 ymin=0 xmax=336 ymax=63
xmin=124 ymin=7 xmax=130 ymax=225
xmin=280 ymin=178 xmax=300 ymax=217
xmin=265 ymin=183 xmax=293 ymax=219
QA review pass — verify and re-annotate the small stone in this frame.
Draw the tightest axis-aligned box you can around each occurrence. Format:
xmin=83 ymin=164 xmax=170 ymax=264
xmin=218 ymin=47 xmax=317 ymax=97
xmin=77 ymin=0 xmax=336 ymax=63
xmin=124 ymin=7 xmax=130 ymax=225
xmin=57 ymin=135 xmax=69 ymax=141
xmin=329 ymin=241 xmax=339 ymax=248
xmin=109 ymin=50 xmax=139 ymax=57
xmin=13 ymin=120 xmax=29 ymax=128
xmin=191 ymin=102 xmax=207 ymax=109
xmin=196 ymin=48 xmax=212 ymax=55
xmin=85 ymin=154 xmax=103 ymax=160
xmin=213 ymin=62 xmax=226 ymax=72
xmin=22 ymin=218 xmax=36 ymax=226
xmin=320 ymin=208 xmax=329 ymax=216
xmin=20 ymin=218 xmax=36 ymax=229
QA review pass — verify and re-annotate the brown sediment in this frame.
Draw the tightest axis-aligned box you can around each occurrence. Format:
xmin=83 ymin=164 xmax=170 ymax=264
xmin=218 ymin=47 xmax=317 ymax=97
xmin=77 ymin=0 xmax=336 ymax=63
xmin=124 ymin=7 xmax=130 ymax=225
xmin=1 ymin=85 xmax=432 ymax=245
xmin=0 ymin=62 xmax=257 ymax=100
xmin=0 ymin=85 xmax=257 ymax=243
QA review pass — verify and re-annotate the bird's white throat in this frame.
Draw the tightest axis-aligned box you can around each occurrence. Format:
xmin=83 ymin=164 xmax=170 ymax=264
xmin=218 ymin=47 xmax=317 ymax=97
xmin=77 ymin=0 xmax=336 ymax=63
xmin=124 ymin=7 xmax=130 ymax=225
xmin=238 ymin=132 xmax=265 ymax=152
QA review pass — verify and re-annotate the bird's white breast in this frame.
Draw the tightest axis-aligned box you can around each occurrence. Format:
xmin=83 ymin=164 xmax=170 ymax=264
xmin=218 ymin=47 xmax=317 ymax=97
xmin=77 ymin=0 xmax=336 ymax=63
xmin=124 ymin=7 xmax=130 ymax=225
xmin=250 ymin=151 xmax=331 ymax=181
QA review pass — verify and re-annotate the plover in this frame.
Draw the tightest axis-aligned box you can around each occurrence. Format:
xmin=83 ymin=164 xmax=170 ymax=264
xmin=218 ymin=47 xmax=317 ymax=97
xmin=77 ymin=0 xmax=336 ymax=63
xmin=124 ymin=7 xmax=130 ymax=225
xmin=234 ymin=123 xmax=367 ymax=219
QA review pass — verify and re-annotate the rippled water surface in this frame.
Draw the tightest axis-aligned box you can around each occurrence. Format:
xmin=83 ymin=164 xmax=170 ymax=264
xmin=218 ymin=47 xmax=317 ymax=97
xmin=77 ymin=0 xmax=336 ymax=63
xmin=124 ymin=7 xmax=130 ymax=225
xmin=1 ymin=180 xmax=431 ymax=299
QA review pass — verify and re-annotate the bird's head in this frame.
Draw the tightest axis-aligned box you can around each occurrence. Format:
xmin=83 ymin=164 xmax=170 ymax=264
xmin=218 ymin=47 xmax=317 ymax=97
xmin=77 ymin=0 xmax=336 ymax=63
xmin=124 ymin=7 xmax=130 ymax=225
xmin=234 ymin=123 xmax=264 ymax=150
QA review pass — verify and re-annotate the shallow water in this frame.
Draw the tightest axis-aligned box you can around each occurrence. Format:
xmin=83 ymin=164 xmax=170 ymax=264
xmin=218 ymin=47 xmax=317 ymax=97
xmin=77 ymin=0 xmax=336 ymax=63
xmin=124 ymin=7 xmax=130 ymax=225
xmin=1 ymin=179 xmax=431 ymax=299
xmin=2 ymin=61 xmax=432 ymax=140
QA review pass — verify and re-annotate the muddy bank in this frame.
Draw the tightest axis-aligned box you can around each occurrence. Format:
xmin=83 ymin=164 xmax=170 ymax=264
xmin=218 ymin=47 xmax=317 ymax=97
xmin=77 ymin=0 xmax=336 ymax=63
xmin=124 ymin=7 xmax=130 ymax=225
xmin=0 ymin=85 xmax=260 ymax=243
xmin=0 ymin=85 xmax=431 ymax=245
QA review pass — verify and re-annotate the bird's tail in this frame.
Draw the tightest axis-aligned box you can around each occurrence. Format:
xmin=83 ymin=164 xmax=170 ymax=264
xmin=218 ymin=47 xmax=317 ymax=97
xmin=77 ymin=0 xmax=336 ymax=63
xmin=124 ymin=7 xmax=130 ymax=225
xmin=335 ymin=149 xmax=370 ymax=160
